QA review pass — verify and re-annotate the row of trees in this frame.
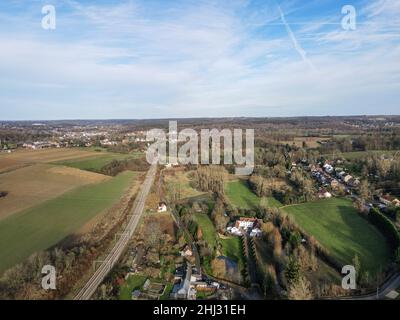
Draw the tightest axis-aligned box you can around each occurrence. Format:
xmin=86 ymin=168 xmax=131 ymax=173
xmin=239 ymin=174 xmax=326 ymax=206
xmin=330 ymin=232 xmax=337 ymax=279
xmin=0 ymin=245 xmax=86 ymax=299
xmin=99 ymin=157 xmax=149 ymax=176
xmin=322 ymin=133 xmax=400 ymax=154
xmin=248 ymin=175 xmax=290 ymax=198
xmin=368 ymin=208 xmax=400 ymax=250
xmin=192 ymin=165 xmax=226 ymax=195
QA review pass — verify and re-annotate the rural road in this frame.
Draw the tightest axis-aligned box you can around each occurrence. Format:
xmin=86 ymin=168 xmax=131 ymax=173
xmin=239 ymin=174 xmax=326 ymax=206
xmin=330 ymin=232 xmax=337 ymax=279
xmin=347 ymin=272 xmax=400 ymax=300
xmin=74 ymin=163 xmax=157 ymax=300
xmin=322 ymin=272 xmax=400 ymax=300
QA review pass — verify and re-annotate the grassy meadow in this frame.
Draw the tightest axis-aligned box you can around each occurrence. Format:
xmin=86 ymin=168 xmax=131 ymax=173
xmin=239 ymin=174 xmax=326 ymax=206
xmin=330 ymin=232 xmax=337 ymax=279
xmin=283 ymin=198 xmax=391 ymax=273
xmin=226 ymin=179 xmax=282 ymax=209
xmin=194 ymin=213 xmax=218 ymax=250
xmin=220 ymin=236 xmax=245 ymax=266
xmin=226 ymin=180 xmax=260 ymax=209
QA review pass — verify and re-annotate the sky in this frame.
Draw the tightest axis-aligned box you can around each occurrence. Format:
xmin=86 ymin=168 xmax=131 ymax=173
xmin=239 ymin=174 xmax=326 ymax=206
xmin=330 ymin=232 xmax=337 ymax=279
xmin=0 ymin=0 xmax=399 ymax=120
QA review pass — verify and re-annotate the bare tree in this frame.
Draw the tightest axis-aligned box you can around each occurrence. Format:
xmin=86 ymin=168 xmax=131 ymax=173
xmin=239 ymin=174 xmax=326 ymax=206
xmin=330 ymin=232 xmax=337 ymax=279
xmin=144 ymin=222 xmax=162 ymax=251
xmin=287 ymin=276 xmax=313 ymax=300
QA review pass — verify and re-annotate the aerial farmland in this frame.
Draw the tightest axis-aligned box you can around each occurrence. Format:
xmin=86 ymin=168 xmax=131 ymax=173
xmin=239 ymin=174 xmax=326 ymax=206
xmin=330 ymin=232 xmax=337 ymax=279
xmin=0 ymin=148 xmax=141 ymax=273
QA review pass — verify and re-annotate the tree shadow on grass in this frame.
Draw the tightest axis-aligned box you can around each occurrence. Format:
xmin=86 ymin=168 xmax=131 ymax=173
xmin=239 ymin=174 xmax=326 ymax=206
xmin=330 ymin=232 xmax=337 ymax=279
xmin=336 ymin=205 xmax=391 ymax=274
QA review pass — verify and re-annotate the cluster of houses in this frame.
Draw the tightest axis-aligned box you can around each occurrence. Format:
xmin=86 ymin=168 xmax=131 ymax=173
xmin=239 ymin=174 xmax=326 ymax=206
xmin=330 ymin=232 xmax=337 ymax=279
xmin=131 ymin=278 xmax=167 ymax=300
xmin=227 ymin=217 xmax=262 ymax=237
xmin=377 ymin=194 xmax=400 ymax=210
xmin=123 ymin=131 xmax=147 ymax=143
xmin=379 ymin=194 xmax=400 ymax=207
xmin=335 ymin=169 xmax=360 ymax=188
xmin=171 ymin=263 xmax=222 ymax=300
xmin=311 ymin=161 xmax=360 ymax=195
xmin=22 ymin=141 xmax=60 ymax=149
xmin=311 ymin=160 xmax=400 ymax=212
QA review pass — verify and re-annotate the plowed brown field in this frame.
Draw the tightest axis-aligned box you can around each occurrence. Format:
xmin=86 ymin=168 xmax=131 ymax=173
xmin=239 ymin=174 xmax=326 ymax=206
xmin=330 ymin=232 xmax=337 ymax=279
xmin=0 ymin=148 xmax=102 ymax=173
xmin=0 ymin=164 xmax=109 ymax=220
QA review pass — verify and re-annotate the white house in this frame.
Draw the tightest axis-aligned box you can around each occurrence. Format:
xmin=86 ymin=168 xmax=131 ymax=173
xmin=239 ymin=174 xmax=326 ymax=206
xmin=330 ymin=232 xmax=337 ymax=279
xmin=228 ymin=226 xmax=242 ymax=236
xmin=319 ymin=191 xmax=332 ymax=199
xmin=234 ymin=217 xmax=257 ymax=230
xmin=337 ymin=170 xmax=346 ymax=178
xmin=323 ymin=164 xmax=334 ymax=174
xmin=180 ymin=245 xmax=193 ymax=257
xmin=250 ymin=228 xmax=262 ymax=237
xmin=324 ymin=192 xmax=332 ymax=198
xmin=157 ymin=202 xmax=167 ymax=213
xmin=343 ymin=175 xmax=353 ymax=184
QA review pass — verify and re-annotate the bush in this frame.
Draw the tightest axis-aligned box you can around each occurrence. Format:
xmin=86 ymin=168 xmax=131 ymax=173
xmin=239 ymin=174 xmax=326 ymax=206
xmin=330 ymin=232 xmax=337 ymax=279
xmin=394 ymin=247 xmax=400 ymax=266
xmin=368 ymin=208 xmax=400 ymax=250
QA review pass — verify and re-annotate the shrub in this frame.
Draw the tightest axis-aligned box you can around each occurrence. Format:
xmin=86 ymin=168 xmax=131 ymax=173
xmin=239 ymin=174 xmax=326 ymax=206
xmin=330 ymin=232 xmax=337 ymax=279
xmin=368 ymin=208 xmax=400 ymax=250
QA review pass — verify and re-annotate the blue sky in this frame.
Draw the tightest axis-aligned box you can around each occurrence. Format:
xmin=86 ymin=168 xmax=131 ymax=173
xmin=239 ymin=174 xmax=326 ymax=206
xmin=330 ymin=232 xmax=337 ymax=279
xmin=0 ymin=0 xmax=399 ymax=120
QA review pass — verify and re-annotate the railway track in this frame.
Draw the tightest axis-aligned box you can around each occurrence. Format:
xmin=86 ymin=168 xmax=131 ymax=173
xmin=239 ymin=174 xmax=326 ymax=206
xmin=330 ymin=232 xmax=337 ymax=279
xmin=74 ymin=163 xmax=157 ymax=300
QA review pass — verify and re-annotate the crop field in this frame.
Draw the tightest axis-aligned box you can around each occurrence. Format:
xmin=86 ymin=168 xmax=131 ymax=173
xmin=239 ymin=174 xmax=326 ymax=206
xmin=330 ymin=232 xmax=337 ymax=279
xmin=0 ymin=148 xmax=103 ymax=173
xmin=226 ymin=180 xmax=260 ymax=209
xmin=0 ymin=164 xmax=109 ymax=220
xmin=54 ymin=151 xmax=142 ymax=172
xmin=0 ymin=171 xmax=136 ymax=273
xmin=283 ymin=198 xmax=391 ymax=273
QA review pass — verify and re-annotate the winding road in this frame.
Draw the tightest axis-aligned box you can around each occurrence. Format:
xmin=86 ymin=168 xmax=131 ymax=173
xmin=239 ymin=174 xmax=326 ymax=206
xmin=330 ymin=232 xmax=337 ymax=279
xmin=74 ymin=163 xmax=157 ymax=300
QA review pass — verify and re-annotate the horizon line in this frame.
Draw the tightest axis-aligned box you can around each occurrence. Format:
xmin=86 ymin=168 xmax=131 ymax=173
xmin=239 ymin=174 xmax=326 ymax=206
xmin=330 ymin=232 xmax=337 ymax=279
xmin=1 ymin=114 xmax=400 ymax=122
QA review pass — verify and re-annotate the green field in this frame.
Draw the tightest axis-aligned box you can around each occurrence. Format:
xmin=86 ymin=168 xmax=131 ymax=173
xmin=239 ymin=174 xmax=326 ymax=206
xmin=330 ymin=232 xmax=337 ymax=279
xmin=264 ymin=196 xmax=283 ymax=208
xmin=220 ymin=236 xmax=245 ymax=265
xmin=194 ymin=213 xmax=217 ymax=250
xmin=283 ymin=198 xmax=391 ymax=273
xmin=0 ymin=171 xmax=136 ymax=273
xmin=119 ymin=275 xmax=147 ymax=300
xmin=55 ymin=152 xmax=142 ymax=172
xmin=119 ymin=275 xmax=173 ymax=300
xmin=226 ymin=180 xmax=260 ymax=209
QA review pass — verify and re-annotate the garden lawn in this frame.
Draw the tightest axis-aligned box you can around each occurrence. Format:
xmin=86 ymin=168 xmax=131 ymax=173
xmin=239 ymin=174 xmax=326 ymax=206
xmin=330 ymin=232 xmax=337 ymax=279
xmin=220 ymin=236 xmax=245 ymax=266
xmin=226 ymin=180 xmax=260 ymax=209
xmin=119 ymin=275 xmax=147 ymax=300
xmin=194 ymin=213 xmax=217 ymax=250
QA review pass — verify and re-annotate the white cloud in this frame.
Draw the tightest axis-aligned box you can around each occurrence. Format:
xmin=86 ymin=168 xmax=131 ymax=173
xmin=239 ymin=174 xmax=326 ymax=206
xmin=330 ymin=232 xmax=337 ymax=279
xmin=0 ymin=0 xmax=399 ymax=119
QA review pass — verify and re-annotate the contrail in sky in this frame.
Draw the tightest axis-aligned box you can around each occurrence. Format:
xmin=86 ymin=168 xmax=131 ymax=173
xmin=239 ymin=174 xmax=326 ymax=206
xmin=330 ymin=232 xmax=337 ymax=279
xmin=277 ymin=4 xmax=316 ymax=71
